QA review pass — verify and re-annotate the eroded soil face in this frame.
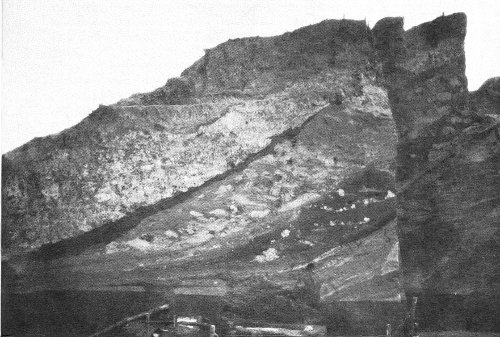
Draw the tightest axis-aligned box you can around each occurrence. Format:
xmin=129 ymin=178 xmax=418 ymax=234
xmin=3 ymin=13 xmax=499 ymax=337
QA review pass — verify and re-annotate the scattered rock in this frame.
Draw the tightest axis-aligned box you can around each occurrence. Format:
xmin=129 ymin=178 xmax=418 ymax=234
xmin=189 ymin=210 xmax=205 ymax=218
xmin=255 ymin=247 xmax=279 ymax=263
xmin=248 ymin=209 xmax=270 ymax=218
xmin=205 ymin=220 xmax=227 ymax=233
xmin=209 ymin=209 xmax=229 ymax=217
xmin=164 ymin=230 xmax=179 ymax=239
xmin=229 ymin=204 xmax=239 ymax=214
xmin=78 ymin=222 xmax=93 ymax=232
xmin=269 ymin=185 xmax=282 ymax=197
xmin=183 ymin=230 xmax=214 ymax=246
xmin=299 ymin=240 xmax=315 ymax=247
xmin=281 ymin=229 xmax=290 ymax=238
xmin=125 ymin=238 xmax=153 ymax=251
xmin=184 ymin=225 xmax=197 ymax=235
xmin=216 ymin=184 xmax=233 ymax=195
xmin=105 ymin=241 xmax=121 ymax=254
xmin=385 ymin=190 xmax=396 ymax=199
xmin=232 ymin=194 xmax=266 ymax=207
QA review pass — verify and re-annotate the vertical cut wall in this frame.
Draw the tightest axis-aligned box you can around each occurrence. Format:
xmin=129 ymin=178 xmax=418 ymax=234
xmin=373 ymin=13 xmax=500 ymax=331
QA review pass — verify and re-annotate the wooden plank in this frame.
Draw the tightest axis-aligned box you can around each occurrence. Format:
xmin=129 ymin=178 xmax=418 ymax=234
xmin=233 ymin=325 xmax=326 ymax=337
xmin=88 ymin=304 xmax=169 ymax=337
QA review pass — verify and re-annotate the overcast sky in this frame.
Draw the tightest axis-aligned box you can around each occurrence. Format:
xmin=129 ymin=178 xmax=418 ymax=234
xmin=2 ymin=0 xmax=500 ymax=153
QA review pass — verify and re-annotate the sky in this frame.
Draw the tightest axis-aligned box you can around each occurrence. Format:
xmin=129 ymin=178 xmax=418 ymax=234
xmin=2 ymin=0 xmax=500 ymax=153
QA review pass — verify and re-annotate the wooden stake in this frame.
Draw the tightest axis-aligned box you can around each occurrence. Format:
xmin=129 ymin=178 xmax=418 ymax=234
xmin=88 ymin=304 xmax=169 ymax=337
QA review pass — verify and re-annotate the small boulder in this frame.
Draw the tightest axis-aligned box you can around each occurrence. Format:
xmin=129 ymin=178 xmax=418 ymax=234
xmin=189 ymin=210 xmax=205 ymax=218
xmin=281 ymin=229 xmax=290 ymax=238
xmin=385 ymin=190 xmax=396 ymax=199
xmin=255 ymin=247 xmax=279 ymax=263
xmin=249 ymin=209 xmax=270 ymax=218
xmin=209 ymin=209 xmax=229 ymax=217
xmin=216 ymin=184 xmax=233 ymax=195
xmin=164 ymin=230 xmax=179 ymax=239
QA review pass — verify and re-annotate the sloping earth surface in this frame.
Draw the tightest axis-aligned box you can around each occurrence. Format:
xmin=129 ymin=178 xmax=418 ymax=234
xmin=1 ymin=17 xmax=413 ymax=337
xmin=3 ymin=100 xmax=400 ymax=336
xmin=5 ymin=100 xmax=399 ymax=295
xmin=2 ymin=18 xmax=382 ymax=252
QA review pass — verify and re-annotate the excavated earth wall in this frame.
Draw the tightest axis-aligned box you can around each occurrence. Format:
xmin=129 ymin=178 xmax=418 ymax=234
xmin=2 ymin=13 xmax=499 ymax=336
xmin=373 ymin=13 xmax=500 ymax=330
